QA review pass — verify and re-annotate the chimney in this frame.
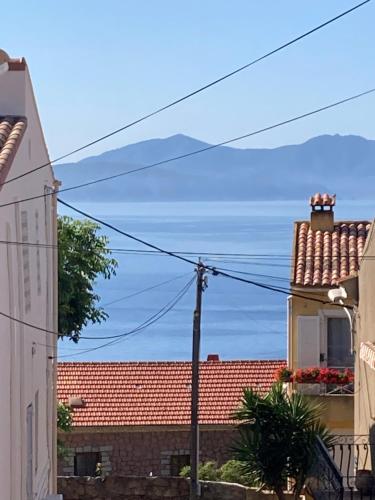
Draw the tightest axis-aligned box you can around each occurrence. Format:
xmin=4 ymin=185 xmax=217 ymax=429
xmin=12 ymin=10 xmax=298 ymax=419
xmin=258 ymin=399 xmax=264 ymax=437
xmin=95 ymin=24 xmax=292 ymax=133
xmin=310 ymin=193 xmax=335 ymax=232
xmin=207 ymin=354 xmax=219 ymax=362
xmin=0 ymin=48 xmax=27 ymax=116
xmin=68 ymin=396 xmax=85 ymax=408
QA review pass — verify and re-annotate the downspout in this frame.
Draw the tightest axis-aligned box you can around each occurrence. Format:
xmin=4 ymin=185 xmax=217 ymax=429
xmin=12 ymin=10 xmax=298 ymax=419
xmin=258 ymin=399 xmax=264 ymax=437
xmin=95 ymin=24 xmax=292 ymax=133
xmin=287 ymin=295 xmax=292 ymax=367
xmin=51 ymin=181 xmax=59 ymax=494
xmin=339 ymin=299 xmax=354 ymax=355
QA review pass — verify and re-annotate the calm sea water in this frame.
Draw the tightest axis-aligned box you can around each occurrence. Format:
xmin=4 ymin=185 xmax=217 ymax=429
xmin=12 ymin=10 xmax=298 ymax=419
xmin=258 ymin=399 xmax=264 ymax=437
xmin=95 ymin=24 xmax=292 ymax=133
xmin=57 ymin=200 xmax=375 ymax=362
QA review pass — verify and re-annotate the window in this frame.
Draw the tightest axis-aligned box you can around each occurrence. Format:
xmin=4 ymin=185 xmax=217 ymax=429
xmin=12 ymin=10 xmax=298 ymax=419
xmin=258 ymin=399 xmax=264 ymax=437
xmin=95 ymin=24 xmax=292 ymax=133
xmin=74 ymin=452 xmax=101 ymax=476
xmin=327 ymin=318 xmax=354 ymax=368
xmin=170 ymin=454 xmax=190 ymax=476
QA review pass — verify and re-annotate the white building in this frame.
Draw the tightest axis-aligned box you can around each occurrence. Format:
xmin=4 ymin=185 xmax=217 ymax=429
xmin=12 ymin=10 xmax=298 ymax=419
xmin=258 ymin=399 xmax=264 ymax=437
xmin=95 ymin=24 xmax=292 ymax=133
xmin=0 ymin=50 xmax=58 ymax=499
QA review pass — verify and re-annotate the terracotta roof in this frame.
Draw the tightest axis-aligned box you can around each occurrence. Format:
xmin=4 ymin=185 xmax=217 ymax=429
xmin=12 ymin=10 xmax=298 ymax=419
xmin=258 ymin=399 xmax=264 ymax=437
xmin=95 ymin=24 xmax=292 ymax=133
xmin=310 ymin=193 xmax=336 ymax=208
xmin=0 ymin=116 xmax=27 ymax=182
xmin=57 ymin=360 xmax=285 ymax=427
xmin=293 ymin=221 xmax=370 ymax=287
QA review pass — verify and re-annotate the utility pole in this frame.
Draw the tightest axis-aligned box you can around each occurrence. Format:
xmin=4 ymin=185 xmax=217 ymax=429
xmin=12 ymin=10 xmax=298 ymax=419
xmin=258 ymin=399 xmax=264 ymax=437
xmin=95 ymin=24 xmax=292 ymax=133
xmin=190 ymin=260 xmax=206 ymax=500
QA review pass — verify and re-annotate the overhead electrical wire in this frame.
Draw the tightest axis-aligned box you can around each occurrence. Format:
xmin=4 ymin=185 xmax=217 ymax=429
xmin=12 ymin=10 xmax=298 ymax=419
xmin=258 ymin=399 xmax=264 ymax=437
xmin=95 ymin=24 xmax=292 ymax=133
xmin=80 ymin=275 xmax=195 ymax=340
xmin=1 ymin=0 xmax=370 ymax=188
xmin=36 ymin=274 xmax=195 ymax=352
xmin=101 ymin=271 xmax=193 ymax=307
xmin=0 ymin=271 xmax=194 ymax=339
xmin=3 ymin=239 xmax=375 ymax=264
xmin=57 ymin=198 xmax=354 ymax=309
xmin=0 ymin=86 xmax=374 ymax=211
xmin=55 ymin=275 xmax=195 ymax=358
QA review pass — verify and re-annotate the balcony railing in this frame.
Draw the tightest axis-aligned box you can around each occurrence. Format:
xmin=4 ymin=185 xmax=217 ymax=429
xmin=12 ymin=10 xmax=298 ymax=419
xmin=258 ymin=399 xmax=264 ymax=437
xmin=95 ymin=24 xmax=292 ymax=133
xmin=329 ymin=435 xmax=375 ymax=497
xmin=306 ymin=436 xmax=344 ymax=500
xmin=296 ymin=382 xmax=354 ymax=396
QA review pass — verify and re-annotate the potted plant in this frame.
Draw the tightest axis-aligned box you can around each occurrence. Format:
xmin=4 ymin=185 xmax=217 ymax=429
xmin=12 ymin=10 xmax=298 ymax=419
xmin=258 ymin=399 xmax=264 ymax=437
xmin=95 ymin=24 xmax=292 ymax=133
xmin=275 ymin=367 xmax=293 ymax=383
xmin=355 ymin=469 xmax=374 ymax=494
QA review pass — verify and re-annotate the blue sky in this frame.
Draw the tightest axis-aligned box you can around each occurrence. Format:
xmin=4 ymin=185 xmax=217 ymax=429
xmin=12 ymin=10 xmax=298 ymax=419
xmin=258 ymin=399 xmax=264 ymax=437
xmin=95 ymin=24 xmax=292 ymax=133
xmin=2 ymin=0 xmax=374 ymax=160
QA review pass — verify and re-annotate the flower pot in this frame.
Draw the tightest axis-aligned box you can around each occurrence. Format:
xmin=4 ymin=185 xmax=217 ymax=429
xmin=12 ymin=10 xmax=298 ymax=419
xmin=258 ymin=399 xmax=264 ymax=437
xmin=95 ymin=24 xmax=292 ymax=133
xmin=355 ymin=469 xmax=374 ymax=494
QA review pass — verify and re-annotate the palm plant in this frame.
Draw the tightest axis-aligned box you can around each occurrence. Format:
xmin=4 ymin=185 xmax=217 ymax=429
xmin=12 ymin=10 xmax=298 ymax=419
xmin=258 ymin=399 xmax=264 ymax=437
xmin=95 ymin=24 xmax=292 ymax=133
xmin=232 ymin=383 xmax=334 ymax=500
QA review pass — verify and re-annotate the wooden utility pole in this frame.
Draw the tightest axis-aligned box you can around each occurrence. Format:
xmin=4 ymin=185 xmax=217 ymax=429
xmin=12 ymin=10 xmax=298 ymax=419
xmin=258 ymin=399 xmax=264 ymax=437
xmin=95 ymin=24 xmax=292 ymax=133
xmin=190 ymin=261 xmax=206 ymax=500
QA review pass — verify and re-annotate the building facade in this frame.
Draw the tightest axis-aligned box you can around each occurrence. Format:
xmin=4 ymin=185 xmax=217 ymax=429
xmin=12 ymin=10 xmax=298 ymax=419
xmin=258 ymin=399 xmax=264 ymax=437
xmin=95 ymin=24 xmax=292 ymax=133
xmin=0 ymin=50 xmax=58 ymax=499
xmin=352 ymin=221 xmax=375 ymax=444
xmin=287 ymin=194 xmax=368 ymax=435
xmin=57 ymin=358 xmax=285 ymax=477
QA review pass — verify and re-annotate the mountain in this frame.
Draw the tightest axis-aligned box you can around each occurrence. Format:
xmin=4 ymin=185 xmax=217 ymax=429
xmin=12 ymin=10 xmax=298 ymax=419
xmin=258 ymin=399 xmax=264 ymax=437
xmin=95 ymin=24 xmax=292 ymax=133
xmin=53 ymin=134 xmax=375 ymax=201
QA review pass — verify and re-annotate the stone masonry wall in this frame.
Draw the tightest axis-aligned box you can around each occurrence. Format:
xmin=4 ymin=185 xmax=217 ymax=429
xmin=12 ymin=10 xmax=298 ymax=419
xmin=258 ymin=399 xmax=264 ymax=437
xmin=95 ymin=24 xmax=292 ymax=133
xmin=58 ymin=476 xmax=283 ymax=500
xmin=58 ymin=428 xmax=236 ymax=477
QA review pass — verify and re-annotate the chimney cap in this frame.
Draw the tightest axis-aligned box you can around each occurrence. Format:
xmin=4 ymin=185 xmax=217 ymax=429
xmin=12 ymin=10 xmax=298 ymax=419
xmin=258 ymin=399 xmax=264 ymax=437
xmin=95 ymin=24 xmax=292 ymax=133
xmin=0 ymin=50 xmax=10 ymax=65
xmin=207 ymin=354 xmax=219 ymax=362
xmin=310 ymin=193 xmax=336 ymax=211
xmin=68 ymin=396 xmax=85 ymax=408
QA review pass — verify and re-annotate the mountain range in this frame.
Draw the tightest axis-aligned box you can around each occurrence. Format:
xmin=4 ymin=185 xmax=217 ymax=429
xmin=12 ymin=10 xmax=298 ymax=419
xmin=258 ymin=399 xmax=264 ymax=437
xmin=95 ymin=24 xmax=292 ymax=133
xmin=53 ymin=134 xmax=375 ymax=201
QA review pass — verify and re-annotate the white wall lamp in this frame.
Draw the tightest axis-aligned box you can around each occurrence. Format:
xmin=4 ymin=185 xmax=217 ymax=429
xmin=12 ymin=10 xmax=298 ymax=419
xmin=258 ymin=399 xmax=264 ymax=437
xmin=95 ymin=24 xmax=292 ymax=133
xmin=328 ymin=286 xmax=354 ymax=354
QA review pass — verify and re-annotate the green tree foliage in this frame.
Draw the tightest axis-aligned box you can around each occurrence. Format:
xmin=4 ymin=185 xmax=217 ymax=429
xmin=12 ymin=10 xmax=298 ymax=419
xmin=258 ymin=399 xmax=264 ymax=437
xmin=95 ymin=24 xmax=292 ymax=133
xmin=58 ymin=216 xmax=117 ymax=342
xmin=57 ymin=402 xmax=73 ymax=458
xmin=232 ymin=383 xmax=334 ymax=500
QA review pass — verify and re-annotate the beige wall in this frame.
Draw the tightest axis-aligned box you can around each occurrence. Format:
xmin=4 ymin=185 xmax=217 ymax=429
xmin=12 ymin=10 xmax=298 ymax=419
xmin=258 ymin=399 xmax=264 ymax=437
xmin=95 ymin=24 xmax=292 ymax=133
xmin=0 ymin=63 xmax=57 ymax=500
xmin=355 ymin=221 xmax=375 ymax=440
xmin=288 ymin=293 xmax=354 ymax=432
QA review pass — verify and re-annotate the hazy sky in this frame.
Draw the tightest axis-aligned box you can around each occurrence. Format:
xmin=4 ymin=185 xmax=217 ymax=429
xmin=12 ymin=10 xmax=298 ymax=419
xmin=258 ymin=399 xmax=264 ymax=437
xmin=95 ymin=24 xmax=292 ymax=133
xmin=2 ymin=1 xmax=374 ymax=161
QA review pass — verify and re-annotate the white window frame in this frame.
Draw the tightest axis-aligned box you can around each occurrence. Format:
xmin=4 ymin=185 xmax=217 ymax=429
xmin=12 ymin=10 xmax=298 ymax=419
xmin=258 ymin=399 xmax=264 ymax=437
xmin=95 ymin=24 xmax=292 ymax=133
xmin=318 ymin=309 xmax=351 ymax=368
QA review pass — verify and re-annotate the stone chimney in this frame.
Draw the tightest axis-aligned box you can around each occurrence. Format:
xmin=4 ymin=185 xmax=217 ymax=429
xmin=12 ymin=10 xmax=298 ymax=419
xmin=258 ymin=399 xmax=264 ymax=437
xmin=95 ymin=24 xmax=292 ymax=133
xmin=207 ymin=354 xmax=219 ymax=362
xmin=310 ymin=193 xmax=336 ymax=232
xmin=0 ymin=49 xmax=28 ymax=116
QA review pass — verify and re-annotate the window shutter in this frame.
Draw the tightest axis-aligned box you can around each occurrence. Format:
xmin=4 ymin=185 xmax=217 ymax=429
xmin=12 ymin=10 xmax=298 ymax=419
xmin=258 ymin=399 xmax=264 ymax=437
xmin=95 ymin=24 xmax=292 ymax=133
xmin=297 ymin=316 xmax=320 ymax=368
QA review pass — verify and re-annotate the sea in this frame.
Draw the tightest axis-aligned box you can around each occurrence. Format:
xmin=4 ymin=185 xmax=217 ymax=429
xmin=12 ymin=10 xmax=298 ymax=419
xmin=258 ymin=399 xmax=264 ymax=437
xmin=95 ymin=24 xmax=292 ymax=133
xmin=57 ymin=200 xmax=375 ymax=362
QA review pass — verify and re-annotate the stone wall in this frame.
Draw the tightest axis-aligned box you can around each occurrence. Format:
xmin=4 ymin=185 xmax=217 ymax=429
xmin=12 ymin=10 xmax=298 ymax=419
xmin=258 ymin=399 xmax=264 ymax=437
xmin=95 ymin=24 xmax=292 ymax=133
xmin=58 ymin=427 xmax=236 ymax=477
xmin=57 ymin=476 xmax=282 ymax=500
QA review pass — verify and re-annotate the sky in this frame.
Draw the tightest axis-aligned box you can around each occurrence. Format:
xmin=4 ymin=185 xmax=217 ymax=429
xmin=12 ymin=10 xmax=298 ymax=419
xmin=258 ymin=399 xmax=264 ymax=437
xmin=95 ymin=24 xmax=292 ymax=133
xmin=1 ymin=0 xmax=374 ymax=161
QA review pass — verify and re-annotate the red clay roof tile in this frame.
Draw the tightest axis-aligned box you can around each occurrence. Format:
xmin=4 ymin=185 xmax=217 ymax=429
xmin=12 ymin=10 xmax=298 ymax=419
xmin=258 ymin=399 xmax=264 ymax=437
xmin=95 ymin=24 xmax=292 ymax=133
xmin=293 ymin=221 xmax=370 ymax=287
xmin=0 ymin=116 xmax=26 ymax=181
xmin=57 ymin=360 xmax=285 ymax=427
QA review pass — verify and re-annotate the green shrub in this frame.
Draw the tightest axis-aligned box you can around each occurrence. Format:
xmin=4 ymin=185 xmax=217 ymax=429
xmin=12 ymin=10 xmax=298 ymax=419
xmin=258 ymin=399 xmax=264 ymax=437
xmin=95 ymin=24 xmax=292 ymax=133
xmin=179 ymin=465 xmax=191 ymax=478
xmin=179 ymin=461 xmax=219 ymax=481
xmin=218 ymin=460 xmax=253 ymax=486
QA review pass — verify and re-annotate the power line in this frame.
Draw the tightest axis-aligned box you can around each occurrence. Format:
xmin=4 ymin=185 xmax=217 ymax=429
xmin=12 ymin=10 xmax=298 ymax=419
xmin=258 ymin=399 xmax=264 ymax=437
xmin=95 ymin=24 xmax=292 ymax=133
xmin=0 ymin=271 xmax=194 ymax=339
xmin=3 ymin=239 xmax=375 ymax=264
xmin=55 ymin=275 xmax=195 ymax=358
xmin=2 ymin=0 xmax=370 ymax=188
xmin=29 ymin=274 xmax=195 ymax=351
xmin=57 ymin=198 xmax=353 ymax=309
xmin=0 ymin=86 xmax=374 ymax=211
xmin=101 ymin=272 xmax=192 ymax=307
xmin=81 ymin=275 xmax=195 ymax=340
xmin=210 ymin=265 xmax=289 ymax=283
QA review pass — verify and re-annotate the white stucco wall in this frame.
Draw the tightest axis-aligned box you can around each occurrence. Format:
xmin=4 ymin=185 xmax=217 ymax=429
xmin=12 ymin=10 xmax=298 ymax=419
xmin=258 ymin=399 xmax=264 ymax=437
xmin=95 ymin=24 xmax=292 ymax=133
xmin=0 ymin=62 xmax=57 ymax=500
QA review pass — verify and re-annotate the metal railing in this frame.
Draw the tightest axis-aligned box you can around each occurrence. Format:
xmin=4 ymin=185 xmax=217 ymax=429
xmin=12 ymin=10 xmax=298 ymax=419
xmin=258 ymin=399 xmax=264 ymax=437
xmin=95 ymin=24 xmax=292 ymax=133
xmin=296 ymin=383 xmax=354 ymax=396
xmin=329 ymin=435 xmax=375 ymax=495
xmin=306 ymin=436 xmax=344 ymax=500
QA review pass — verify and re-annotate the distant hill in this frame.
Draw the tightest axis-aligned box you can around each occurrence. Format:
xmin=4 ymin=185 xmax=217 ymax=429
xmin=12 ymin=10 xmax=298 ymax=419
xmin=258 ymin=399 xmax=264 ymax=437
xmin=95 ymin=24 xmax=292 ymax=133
xmin=54 ymin=134 xmax=375 ymax=201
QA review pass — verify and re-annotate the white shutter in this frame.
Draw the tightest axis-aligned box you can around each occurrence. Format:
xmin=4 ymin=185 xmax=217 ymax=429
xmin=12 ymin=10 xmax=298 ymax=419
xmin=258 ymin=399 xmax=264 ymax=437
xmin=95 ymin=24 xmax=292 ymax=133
xmin=297 ymin=316 xmax=320 ymax=368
